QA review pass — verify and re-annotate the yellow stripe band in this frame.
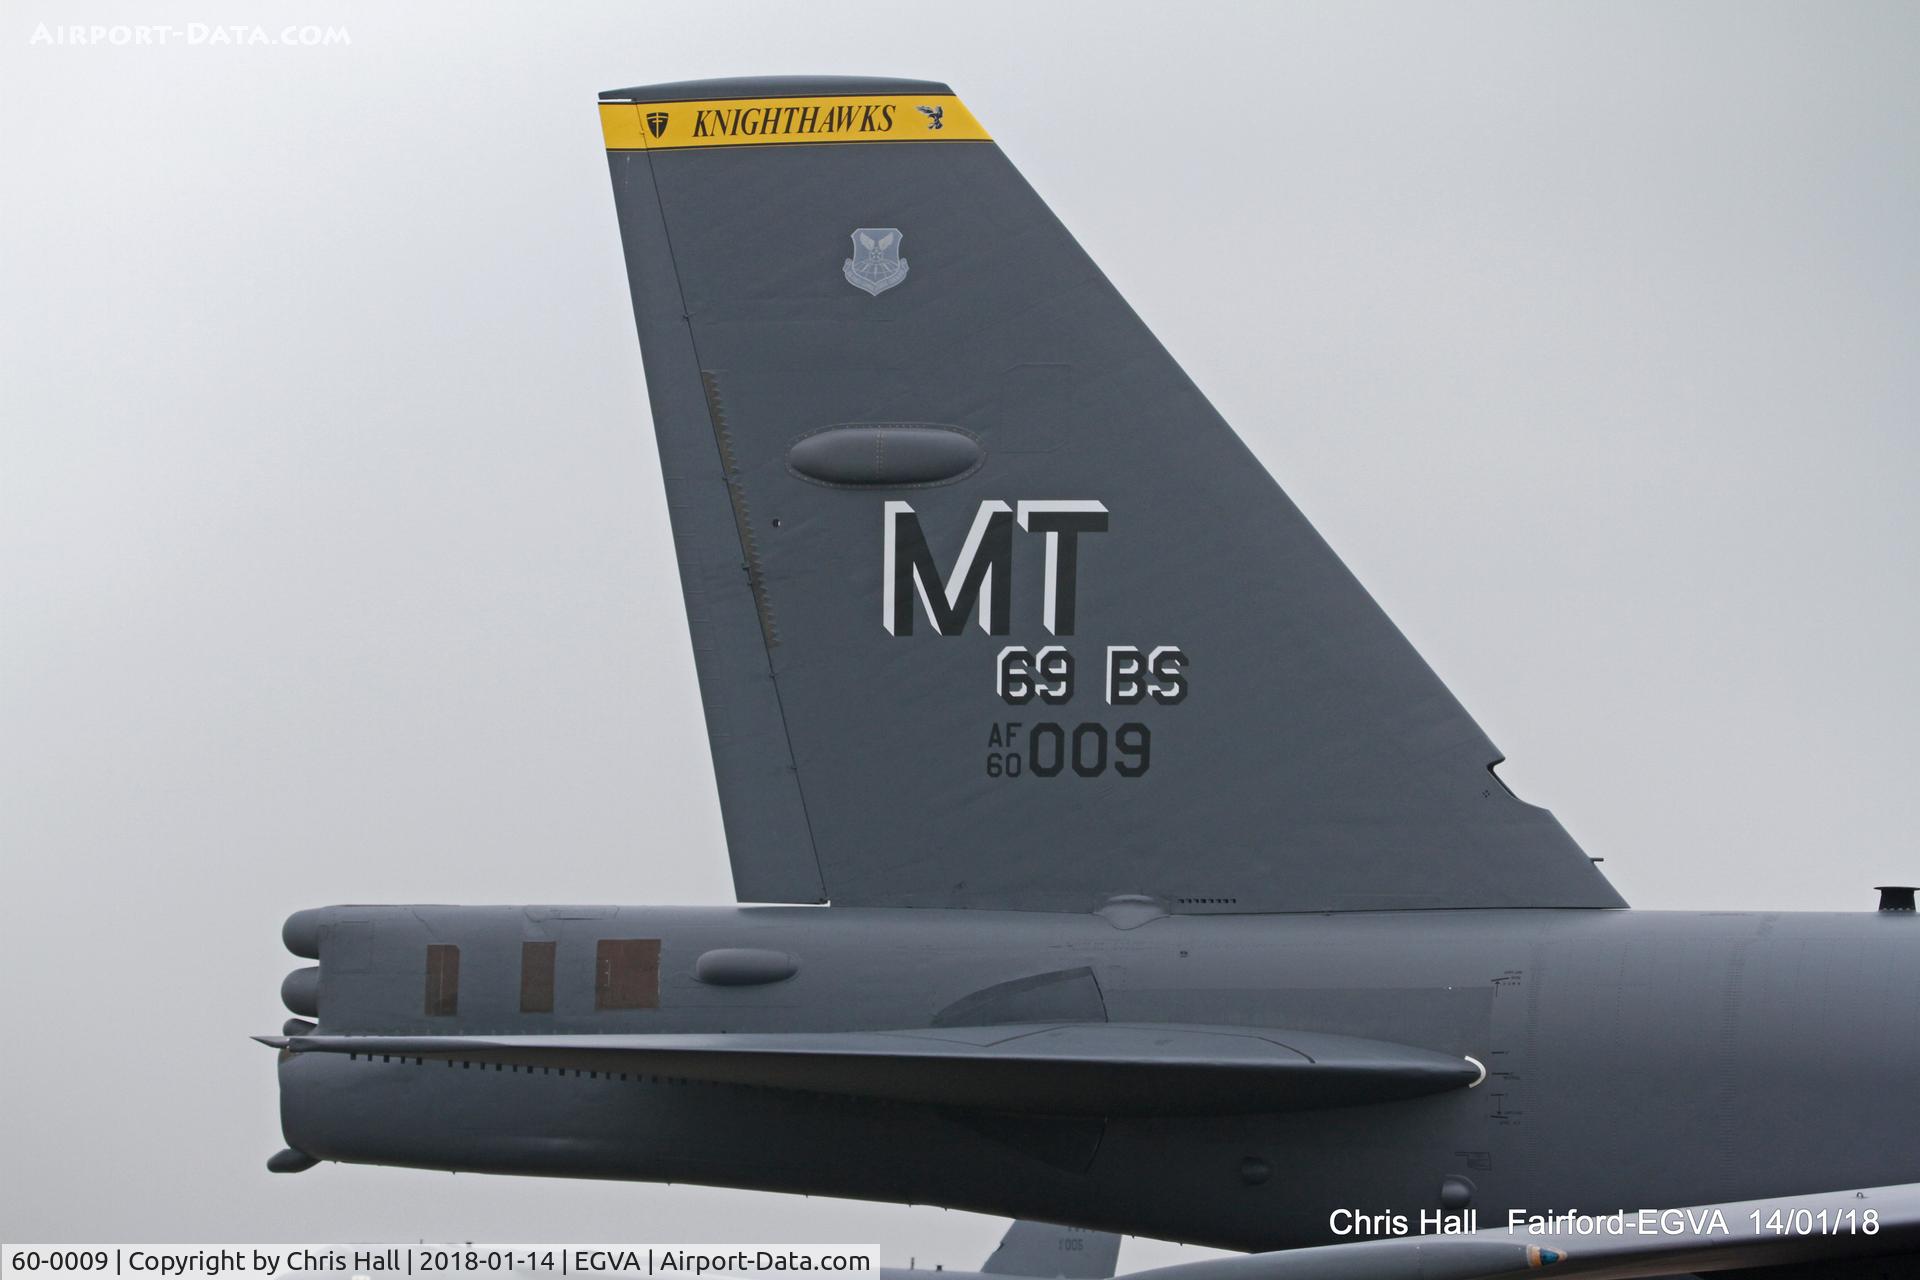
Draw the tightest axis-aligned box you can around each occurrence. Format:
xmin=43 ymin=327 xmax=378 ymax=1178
xmin=600 ymin=94 xmax=989 ymax=151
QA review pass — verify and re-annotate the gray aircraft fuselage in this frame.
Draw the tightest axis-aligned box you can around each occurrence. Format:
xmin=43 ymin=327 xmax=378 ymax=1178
xmin=271 ymin=77 xmax=1915 ymax=1261
xmin=278 ymin=902 xmax=1920 ymax=1251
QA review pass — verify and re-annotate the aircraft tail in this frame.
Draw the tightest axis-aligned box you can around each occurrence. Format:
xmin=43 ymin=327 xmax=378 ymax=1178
xmin=981 ymin=1222 xmax=1120 ymax=1280
xmin=599 ymin=76 xmax=1623 ymax=913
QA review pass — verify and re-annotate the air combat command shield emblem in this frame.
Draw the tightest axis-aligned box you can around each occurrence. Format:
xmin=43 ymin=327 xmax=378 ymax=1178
xmin=843 ymin=228 xmax=909 ymax=296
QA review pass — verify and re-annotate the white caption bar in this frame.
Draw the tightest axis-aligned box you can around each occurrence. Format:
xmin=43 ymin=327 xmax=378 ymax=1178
xmin=1 ymin=1247 xmax=879 ymax=1280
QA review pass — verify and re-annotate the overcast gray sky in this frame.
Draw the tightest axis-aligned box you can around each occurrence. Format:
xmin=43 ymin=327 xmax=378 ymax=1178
xmin=4 ymin=0 xmax=1918 ymax=1257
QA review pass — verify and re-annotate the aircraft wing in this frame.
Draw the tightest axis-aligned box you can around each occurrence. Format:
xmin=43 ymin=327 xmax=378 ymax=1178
xmin=257 ymin=1022 xmax=1480 ymax=1116
xmin=1118 ymin=1183 xmax=1920 ymax=1279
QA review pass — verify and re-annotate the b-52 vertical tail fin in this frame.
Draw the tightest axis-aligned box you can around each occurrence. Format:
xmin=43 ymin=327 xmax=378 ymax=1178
xmin=982 ymin=1222 xmax=1120 ymax=1280
xmin=599 ymin=76 xmax=1623 ymax=914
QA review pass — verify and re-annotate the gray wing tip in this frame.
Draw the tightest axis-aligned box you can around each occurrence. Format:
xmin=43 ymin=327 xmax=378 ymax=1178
xmin=599 ymin=75 xmax=952 ymax=103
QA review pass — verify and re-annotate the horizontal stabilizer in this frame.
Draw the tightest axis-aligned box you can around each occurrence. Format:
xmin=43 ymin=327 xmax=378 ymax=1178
xmin=262 ymin=1022 xmax=1480 ymax=1116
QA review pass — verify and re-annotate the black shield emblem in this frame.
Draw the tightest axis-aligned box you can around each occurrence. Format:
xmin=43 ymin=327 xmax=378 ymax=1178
xmin=645 ymin=111 xmax=669 ymax=139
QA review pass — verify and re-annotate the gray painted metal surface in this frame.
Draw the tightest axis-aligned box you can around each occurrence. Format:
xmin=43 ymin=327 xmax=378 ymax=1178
xmin=261 ymin=77 xmax=1919 ymax=1277
xmin=605 ymin=73 xmax=1620 ymax=914
xmin=600 ymin=76 xmax=951 ymax=104
xmin=980 ymin=1222 xmax=1120 ymax=1280
xmin=879 ymin=1219 xmax=1120 ymax=1280
xmin=272 ymin=905 xmax=1920 ymax=1254
xmin=264 ymin=1022 xmax=1480 ymax=1115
